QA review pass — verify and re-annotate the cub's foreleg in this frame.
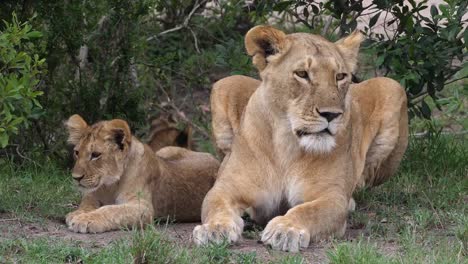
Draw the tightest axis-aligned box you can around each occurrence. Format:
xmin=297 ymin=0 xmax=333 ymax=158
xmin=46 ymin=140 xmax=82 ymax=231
xmin=261 ymin=190 xmax=348 ymax=252
xmin=67 ymin=200 xmax=154 ymax=233
xmin=65 ymin=193 xmax=100 ymax=226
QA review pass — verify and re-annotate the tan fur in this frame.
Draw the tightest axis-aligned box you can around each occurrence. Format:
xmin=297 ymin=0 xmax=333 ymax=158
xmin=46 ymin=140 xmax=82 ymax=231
xmin=211 ymin=76 xmax=258 ymax=158
xmin=65 ymin=115 xmax=219 ymax=233
xmin=194 ymin=26 xmax=408 ymax=252
xmin=147 ymin=114 xmax=193 ymax=152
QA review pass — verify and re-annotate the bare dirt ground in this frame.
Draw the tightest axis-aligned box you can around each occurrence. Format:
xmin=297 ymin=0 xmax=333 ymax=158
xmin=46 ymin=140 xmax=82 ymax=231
xmin=0 ymin=213 xmax=400 ymax=263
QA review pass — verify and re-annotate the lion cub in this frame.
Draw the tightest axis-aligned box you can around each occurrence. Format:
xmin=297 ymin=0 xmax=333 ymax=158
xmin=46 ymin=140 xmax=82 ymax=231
xmin=147 ymin=113 xmax=193 ymax=152
xmin=65 ymin=114 xmax=219 ymax=233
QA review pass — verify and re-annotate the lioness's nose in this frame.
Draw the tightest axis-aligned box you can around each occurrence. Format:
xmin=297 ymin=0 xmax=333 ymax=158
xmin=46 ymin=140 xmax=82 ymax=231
xmin=72 ymin=173 xmax=84 ymax=181
xmin=317 ymin=109 xmax=342 ymax=122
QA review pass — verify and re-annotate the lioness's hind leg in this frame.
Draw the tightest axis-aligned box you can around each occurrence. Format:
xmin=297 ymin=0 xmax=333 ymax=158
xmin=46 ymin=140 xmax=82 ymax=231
xmin=211 ymin=83 xmax=235 ymax=157
xmin=372 ymin=111 xmax=408 ymax=186
xmin=364 ymin=106 xmax=408 ymax=187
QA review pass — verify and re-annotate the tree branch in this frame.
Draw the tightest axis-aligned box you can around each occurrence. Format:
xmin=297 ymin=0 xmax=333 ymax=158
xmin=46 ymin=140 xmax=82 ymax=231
xmin=155 ymin=83 xmax=210 ymax=139
xmin=147 ymin=0 xmax=207 ymax=41
xmin=444 ymin=75 xmax=468 ymax=85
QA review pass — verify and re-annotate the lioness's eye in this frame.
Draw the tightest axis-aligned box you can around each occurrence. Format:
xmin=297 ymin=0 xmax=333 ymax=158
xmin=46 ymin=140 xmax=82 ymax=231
xmin=91 ymin=152 xmax=101 ymax=160
xmin=74 ymin=150 xmax=79 ymax=157
xmin=294 ymin=71 xmax=309 ymax=79
xmin=336 ymin=73 xmax=347 ymax=81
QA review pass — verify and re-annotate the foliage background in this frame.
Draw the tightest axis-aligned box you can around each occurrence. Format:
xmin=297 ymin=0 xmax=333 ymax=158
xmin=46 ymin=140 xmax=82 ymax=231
xmin=0 ymin=0 xmax=466 ymax=165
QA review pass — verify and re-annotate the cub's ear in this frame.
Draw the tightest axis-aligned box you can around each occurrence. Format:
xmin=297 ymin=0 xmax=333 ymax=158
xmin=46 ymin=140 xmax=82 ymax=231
xmin=176 ymin=125 xmax=193 ymax=149
xmin=167 ymin=113 xmax=177 ymax=124
xmin=66 ymin=114 xmax=88 ymax=145
xmin=335 ymin=30 xmax=364 ymax=73
xmin=107 ymin=119 xmax=132 ymax=150
xmin=245 ymin=25 xmax=287 ymax=71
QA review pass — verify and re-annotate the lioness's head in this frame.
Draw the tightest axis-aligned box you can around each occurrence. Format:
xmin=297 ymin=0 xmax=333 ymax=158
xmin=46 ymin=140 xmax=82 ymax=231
xmin=66 ymin=114 xmax=132 ymax=191
xmin=245 ymin=26 xmax=364 ymax=153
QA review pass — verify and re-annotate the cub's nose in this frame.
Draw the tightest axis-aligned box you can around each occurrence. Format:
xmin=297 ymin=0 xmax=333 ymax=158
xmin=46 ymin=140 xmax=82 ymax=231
xmin=72 ymin=173 xmax=84 ymax=181
xmin=317 ymin=109 xmax=342 ymax=122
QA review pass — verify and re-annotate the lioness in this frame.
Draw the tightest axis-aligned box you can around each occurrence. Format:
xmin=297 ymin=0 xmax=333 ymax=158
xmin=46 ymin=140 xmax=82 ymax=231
xmin=147 ymin=113 xmax=193 ymax=152
xmin=65 ymin=114 xmax=219 ymax=233
xmin=193 ymin=26 xmax=408 ymax=252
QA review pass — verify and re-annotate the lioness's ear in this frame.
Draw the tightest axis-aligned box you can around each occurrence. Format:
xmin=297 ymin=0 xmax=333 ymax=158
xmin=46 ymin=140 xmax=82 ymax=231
xmin=245 ymin=25 xmax=287 ymax=71
xmin=335 ymin=30 xmax=364 ymax=73
xmin=66 ymin=114 xmax=88 ymax=145
xmin=107 ymin=119 xmax=132 ymax=150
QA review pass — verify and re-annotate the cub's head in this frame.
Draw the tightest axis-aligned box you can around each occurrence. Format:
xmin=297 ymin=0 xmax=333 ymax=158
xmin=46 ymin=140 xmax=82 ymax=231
xmin=66 ymin=114 xmax=132 ymax=191
xmin=147 ymin=114 xmax=192 ymax=152
xmin=245 ymin=25 xmax=364 ymax=153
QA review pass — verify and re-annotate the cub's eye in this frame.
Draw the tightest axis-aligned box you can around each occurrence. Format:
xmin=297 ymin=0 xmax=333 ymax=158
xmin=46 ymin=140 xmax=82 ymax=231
xmin=294 ymin=70 xmax=309 ymax=79
xmin=336 ymin=73 xmax=347 ymax=81
xmin=73 ymin=150 xmax=79 ymax=157
xmin=90 ymin=152 xmax=101 ymax=160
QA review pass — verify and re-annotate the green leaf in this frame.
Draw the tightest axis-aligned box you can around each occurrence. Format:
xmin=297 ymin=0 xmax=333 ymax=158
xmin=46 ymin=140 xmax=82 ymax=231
xmin=375 ymin=55 xmax=385 ymax=67
xmin=369 ymin=12 xmax=381 ymax=28
xmin=273 ymin=1 xmax=294 ymax=12
xmin=0 ymin=133 xmax=9 ymax=148
xmin=430 ymin=5 xmax=438 ymax=18
xmin=421 ymin=100 xmax=431 ymax=119
xmin=464 ymin=29 xmax=468 ymax=49
xmin=25 ymin=30 xmax=42 ymax=39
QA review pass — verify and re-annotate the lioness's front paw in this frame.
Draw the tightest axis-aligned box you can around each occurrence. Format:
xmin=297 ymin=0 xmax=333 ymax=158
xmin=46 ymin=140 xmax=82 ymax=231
xmin=261 ymin=216 xmax=310 ymax=252
xmin=67 ymin=213 xmax=108 ymax=233
xmin=193 ymin=220 xmax=243 ymax=245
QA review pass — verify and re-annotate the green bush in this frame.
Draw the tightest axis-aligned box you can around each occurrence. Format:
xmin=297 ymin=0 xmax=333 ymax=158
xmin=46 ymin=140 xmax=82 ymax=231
xmin=0 ymin=1 xmax=466 ymax=161
xmin=0 ymin=13 xmax=45 ymax=148
xmin=369 ymin=0 xmax=467 ymax=119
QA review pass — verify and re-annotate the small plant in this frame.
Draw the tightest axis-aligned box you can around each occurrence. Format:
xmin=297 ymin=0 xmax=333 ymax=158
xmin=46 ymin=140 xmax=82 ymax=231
xmin=0 ymin=13 xmax=45 ymax=148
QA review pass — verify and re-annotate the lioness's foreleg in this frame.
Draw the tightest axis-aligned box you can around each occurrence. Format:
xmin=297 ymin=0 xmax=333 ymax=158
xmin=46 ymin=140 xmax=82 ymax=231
xmin=261 ymin=191 xmax=348 ymax=252
xmin=192 ymin=186 xmax=250 ymax=245
xmin=68 ymin=200 xmax=154 ymax=233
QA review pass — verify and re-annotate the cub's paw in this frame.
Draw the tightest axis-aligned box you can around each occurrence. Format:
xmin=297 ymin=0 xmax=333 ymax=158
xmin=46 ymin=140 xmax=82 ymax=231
xmin=67 ymin=213 xmax=108 ymax=233
xmin=65 ymin=210 xmax=84 ymax=226
xmin=261 ymin=216 xmax=310 ymax=252
xmin=193 ymin=219 xmax=243 ymax=245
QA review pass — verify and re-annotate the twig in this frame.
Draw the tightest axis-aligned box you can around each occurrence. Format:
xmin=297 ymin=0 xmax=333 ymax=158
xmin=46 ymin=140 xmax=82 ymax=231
xmin=189 ymin=28 xmax=200 ymax=53
xmin=155 ymin=83 xmax=210 ymax=139
xmin=8 ymin=144 xmax=37 ymax=165
xmin=421 ymin=191 xmax=444 ymax=229
xmin=0 ymin=218 xmax=19 ymax=222
xmin=321 ymin=16 xmax=333 ymax=36
xmin=146 ymin=0 xmax=207 ymax=41
xmin=444 ymin=75 xmax=468 ymax=85
xmin=410 ymin=93 xmax=429 ymax=105
xmin=287 ymin=9 xmax=313 ymax=29
xmin=411 ymin=130 xmax=468 ymax=138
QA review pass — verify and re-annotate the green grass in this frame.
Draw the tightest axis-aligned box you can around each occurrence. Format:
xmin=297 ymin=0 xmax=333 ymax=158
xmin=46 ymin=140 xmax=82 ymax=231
xmin=0 ymin=134 xmax=466 ymax=263
xmin=0 ymin=226 xmax=304 ymax=263
xmin=0 ymin=162 xmax=78 ymax=221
